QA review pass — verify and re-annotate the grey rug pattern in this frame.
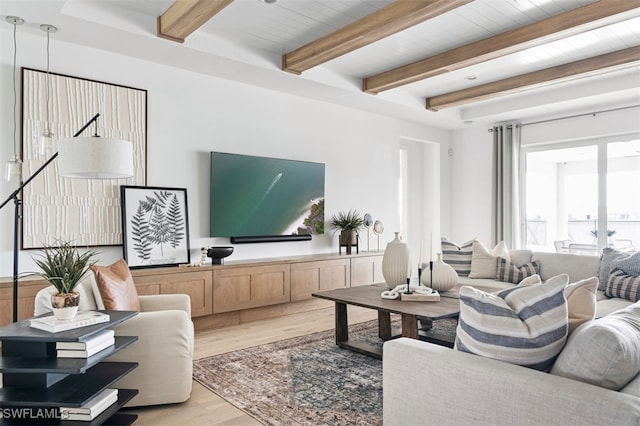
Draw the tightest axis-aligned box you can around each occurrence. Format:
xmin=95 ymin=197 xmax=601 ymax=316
xmin=193 ymin=318 xmax=457 ymax=425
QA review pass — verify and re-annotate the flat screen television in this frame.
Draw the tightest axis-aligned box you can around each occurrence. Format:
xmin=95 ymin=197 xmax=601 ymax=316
xmin=210 ymin=152 xmax=325 ymax=243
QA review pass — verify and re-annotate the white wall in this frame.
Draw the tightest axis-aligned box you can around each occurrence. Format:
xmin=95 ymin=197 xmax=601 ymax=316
xmin=0 ymin=30 xmax=450 ymax=276
xmin=449 ymin=108 xmax=640 ymax=249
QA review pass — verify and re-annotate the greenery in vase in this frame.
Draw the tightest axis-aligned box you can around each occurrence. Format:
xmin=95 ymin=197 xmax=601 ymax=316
xmin=29 ymin=241 xmax=98 ymax=295
xmin=589 ymin=229 xmax=616 ymax=238
xmin=329 ymin=210 xmax=365 ymax=233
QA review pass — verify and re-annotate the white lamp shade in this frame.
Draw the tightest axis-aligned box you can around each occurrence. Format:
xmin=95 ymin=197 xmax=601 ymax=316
xmin=57 ymin=137 xmax=134 ymax=179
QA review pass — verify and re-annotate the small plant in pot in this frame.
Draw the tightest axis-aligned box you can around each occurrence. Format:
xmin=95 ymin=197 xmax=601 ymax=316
xmin=329 ymin=210 xmax=365 ymax=254
xmin=29 ymin=241 xmax=98 ymax=320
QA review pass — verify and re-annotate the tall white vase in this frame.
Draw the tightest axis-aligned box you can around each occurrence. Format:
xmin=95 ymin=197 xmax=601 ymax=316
xmin=382 ymin=232 xmax=411 ymax=289
xmin=422 ymin=253 xmax=458 ymax=292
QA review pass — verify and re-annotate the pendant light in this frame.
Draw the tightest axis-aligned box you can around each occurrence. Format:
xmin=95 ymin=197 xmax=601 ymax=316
xmin=39 ymin=24 xmax=58 ymax=156
xmin=4 ymin=16 xmax=25 ymax=183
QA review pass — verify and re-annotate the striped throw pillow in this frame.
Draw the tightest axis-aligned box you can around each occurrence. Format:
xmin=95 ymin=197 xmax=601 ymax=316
xmin=441 ymin=239 xmax=474 ymax=277
xmin=605 ymin=268 xmax=640 ymax=302
xmin=455 ymin=274 xmax=569 ymax=372
xmin=496 ymin=257 xmax=540 ymax=284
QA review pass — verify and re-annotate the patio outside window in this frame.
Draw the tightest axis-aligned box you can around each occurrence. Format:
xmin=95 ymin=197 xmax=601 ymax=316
xmin=523 ymin=137 xmax=640 ymax=255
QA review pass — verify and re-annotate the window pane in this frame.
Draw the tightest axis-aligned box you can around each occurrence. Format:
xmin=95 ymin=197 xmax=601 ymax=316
xmin=607 ymin=140 xmax=640 ymax=252
xmin=525 ymin=146 xmax=598 ymax=253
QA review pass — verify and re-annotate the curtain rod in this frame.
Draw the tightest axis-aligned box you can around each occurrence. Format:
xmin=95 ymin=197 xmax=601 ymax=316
xmin=487 ymin=104 xmax=640 ymax=132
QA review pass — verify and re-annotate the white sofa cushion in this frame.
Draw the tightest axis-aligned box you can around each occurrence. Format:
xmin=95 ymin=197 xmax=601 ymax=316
xmin=384 ymin=338 xmax=640 ymax=426
xmin=622 ymin=372 xmax=640 ymax=398
xmin=596 ymin=295 xmax=635 ymax=317
xmin=532 ymin=251 xmax=599 ymax=283
xmin=551 ymin=301 xmax=640 ymax=391
xmin=33 ymin=277 xmax=98 ymax=315
xmin=507 ymin=249 xmax=533 ymax=267
xmin=455 ymin=274 xmax=569 ymax=371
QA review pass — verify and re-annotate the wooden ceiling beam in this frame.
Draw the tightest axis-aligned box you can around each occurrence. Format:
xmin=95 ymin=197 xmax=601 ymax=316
xmin=425 ymin=46 xmax=640 ymax=111
xmin=158 ymin=0 xmax=234 ymax=43
xmin=364 ymin=0 xmax=640 ymax=94
xmin=282 ymin=0 xmax=471 ymax=75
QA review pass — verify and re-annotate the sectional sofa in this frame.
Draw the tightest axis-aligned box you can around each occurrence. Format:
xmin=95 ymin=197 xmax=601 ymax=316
xmin=453 ymin=250 xmax=634 ymax=316
xmin=383 ymin=249 xmax=640 ymax=425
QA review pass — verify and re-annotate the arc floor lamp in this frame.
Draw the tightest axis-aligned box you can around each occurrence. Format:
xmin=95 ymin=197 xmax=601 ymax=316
xmin=0 ymin=113 xmax=134 ymax=322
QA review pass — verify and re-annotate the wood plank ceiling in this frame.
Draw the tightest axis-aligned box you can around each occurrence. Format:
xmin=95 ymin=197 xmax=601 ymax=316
xmin=157 ymin=0 xmax=640 ymax=111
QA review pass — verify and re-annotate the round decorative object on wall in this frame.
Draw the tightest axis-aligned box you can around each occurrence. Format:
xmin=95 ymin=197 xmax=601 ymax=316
xmin=382 ymin=232 xmax=411 ymax=289
xmin=423 ymin=253 xmax=458 ymax=292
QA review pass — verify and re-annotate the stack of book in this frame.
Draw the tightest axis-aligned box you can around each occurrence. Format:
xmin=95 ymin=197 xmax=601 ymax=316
xmin=29 ymin=311 xmax=110 ymax=333
xmin=56 ymin=329 xmax=115 ymax=358
xmin=60 ymin=388 xmax=118 ymax=421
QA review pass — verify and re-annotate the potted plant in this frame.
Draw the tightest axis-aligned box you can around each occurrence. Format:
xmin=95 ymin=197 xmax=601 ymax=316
xmin=329 ymin=210 xmax=365 ymax=254
xmin=589 ymin=229 xmax=616 ymax=244
xmin=28 ymin=241 xmax=98 ymax=319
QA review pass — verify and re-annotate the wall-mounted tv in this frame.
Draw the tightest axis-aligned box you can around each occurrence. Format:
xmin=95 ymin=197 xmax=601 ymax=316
xmin=210 ymin=152 xmax=325 ymax=243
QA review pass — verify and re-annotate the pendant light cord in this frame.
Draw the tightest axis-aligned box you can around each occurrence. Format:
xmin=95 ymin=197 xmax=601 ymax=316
xmin=45 ymin=28 xmax=51 ymax=131
xmin=12 ymin=22 xmax=18 ymax=159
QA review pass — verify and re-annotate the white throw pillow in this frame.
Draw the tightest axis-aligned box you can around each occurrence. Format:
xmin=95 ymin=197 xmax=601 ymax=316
xmin=518 ymin=274 xmax=542 ymax=286
xmin=564 ymin=277 xmax=598 ymax=335
xmin=469 ymin=240 xmax=510 ymax=279
xmin=514 ymin=273 xmax=597 ymax=336
xmin=455 ymin=274 xmax=569 ymax=371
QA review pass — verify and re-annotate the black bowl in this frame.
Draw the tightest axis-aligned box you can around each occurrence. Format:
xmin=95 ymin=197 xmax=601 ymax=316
xmin=207 ymin=246 xmax=234 ymax=264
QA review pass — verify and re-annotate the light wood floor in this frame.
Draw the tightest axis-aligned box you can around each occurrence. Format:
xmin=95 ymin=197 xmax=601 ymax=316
xmin=128 ymin=305 xmax=378 ymax=426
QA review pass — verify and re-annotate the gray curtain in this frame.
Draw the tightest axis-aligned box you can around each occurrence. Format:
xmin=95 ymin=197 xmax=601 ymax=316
xmin=492 ymin=123 xmax=521 ymax=249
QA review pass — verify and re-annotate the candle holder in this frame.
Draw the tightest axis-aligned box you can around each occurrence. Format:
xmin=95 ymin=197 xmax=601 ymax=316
xmin=429 ymin=261 xmax=434 ymax=287
xmin=418 ymin=265 xmax=423 ymax=287
xmin=404 ymin=277 xmax=413 ymax=295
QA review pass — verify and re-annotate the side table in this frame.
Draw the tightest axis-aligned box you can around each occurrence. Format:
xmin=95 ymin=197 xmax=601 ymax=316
xmin=0 ymin=310 xmax=139 ymax=425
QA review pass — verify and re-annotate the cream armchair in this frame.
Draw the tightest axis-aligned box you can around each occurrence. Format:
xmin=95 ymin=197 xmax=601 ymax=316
xmin=34 ymin=276 xmax=194 ymax=407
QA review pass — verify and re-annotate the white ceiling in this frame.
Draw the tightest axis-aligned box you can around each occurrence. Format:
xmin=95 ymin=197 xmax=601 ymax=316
xmin=2 ymin=0 xmax=639 ymax=130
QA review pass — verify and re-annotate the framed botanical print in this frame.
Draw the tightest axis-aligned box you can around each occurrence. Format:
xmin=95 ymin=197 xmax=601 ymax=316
xmin=121 ymin=186 xmax=190 ymax=269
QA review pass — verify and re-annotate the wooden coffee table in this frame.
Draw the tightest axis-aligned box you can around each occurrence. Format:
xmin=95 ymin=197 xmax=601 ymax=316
xmin=312 ymin=284 xmax=460 ymax=359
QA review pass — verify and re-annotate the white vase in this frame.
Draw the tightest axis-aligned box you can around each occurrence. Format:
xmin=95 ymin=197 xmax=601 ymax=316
xmin=422 ymin=253 xmax=458 ymax=292
xmin=51 ymin=292 xmax=80 ymax=320
xmin=382 ymin=232 xmax=411 ymax=289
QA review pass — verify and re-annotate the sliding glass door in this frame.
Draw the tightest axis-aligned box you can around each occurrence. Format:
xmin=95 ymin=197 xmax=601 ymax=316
xmin=523 ymin=136 xmax=640 ymax=254
xmin=607 ymin=140 xmax=640 ymax=251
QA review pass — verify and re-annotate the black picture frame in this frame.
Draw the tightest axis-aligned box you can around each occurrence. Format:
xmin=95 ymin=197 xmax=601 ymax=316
xmin=121 ymin=185 xmax=190 ymax=269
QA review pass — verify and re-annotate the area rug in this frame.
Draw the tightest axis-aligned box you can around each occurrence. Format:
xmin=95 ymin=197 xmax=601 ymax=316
xmin=192 ymin=317 xmax=457 ymax=425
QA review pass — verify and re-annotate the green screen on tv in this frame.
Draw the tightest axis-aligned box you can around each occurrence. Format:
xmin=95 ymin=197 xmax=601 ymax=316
xmin=210 ymin=152 xmax=325 ymax=238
